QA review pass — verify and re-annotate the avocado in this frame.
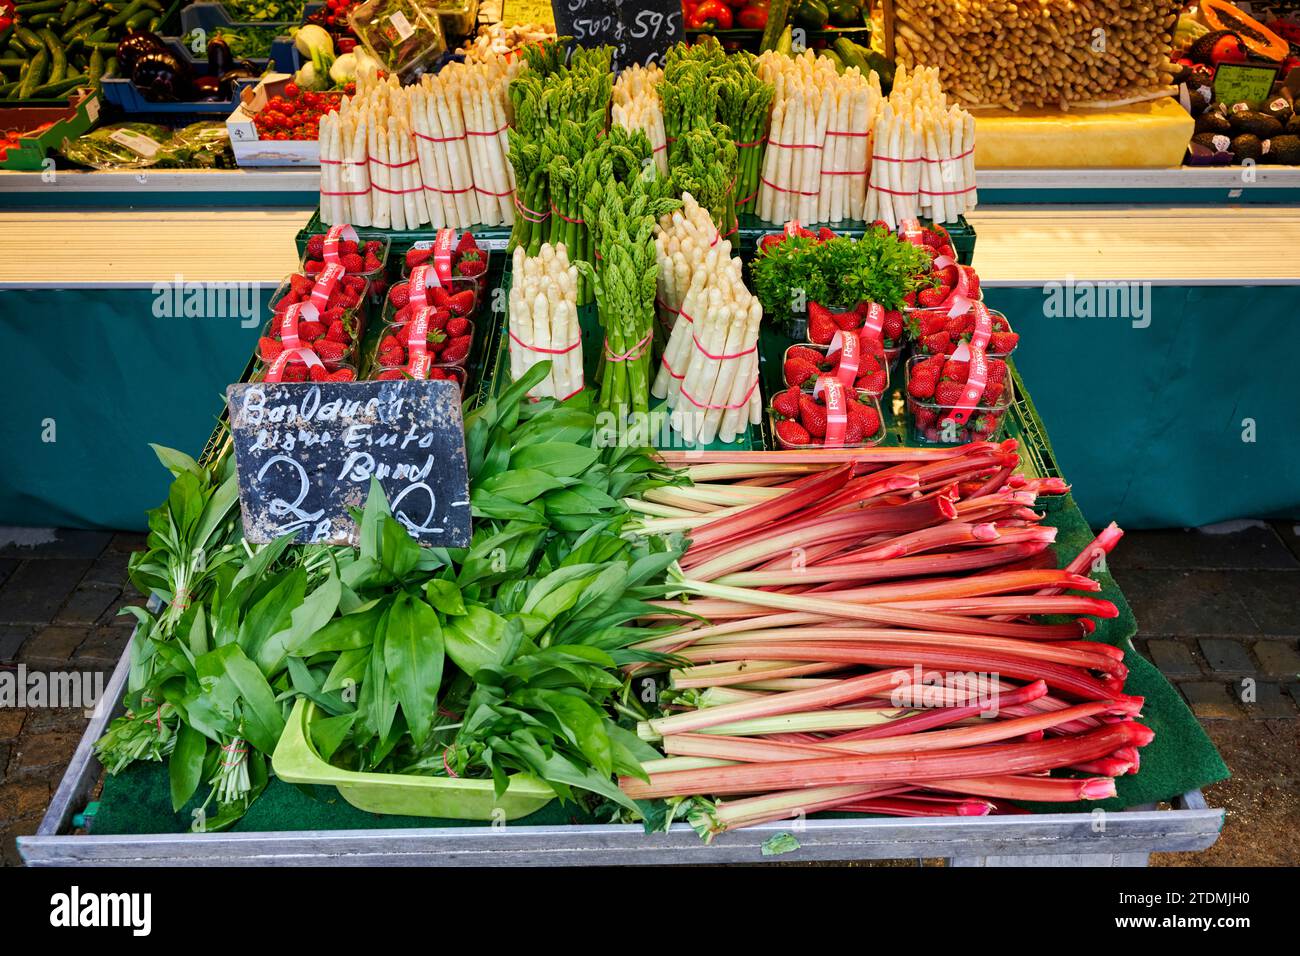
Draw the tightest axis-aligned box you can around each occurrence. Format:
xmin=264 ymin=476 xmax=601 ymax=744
xmin=1195 ymin=109 xmax=1232 ymax=134
xmin=1230 ymin=109 xmax=1283 ymax=137
xmin=1287 ymin=113 xmax=1300 ymax=136
xmin=1266 ymin=134 xmax=1300 ymax=166
xmin=1264 ymin=95 xmax=1293 ymax=126
xmin=1231 ymin=133 xmax=1263 ymax=163
xmin=1193 ymin=131 xmax=1234 ymax=154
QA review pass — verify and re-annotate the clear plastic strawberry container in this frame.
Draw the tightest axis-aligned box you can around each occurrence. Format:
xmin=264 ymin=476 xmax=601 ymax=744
xmin=903 ymin=354 xmax=1014 ymax=446
xmin=383 ymin=273 xmax=482 ymax=325
xmin=782 ymin=343 xmax=889 ymax=397
xmin=371 ymin=317 xmax=475 ymax=374
xmin=252 ymin=354 xmax=359 ymax=384
xmin=905 ymin=306 xmax=1017 ymax=359
xmin=400 ymin=238 xmax=493 ymax=305
xmin=769 ymin=388 xmax=887 ymax=449
xmin=372 ymin=362 xmax=467 ymax=389
xmin=262 ymin=275 xmax=371 ymax=369
xmin=269 ymin=273 xmax=372 ymax=327
xmin=300 ymin=235 xmax=391 ymax=282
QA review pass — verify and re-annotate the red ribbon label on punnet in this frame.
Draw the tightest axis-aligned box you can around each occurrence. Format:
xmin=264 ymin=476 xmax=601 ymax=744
xmin=408 ymin=351 xmax=432 ymax=380
xmin=264 ymin=346 xmax=324 ymax=383
xmin=813 ymin=375 xmax=848 ymax=446
xmin=899 ymin=218 xmax=926 ymax=248
xmin=827 ymin=327 xmax=860 ymax=388
xmin=409 ymin=264 xmax=441 ymax=309
xmin=944 ymin=264 xmax=975 ymax=318
xmin=945 ymin=304 xmax=993 ymax=427
xmin=322 ymin=224 xmax=358 ymax=265
xmin=279 ymin=301 xmax=319 ymax=350
xmin=433 ymin=228 xmax=456 ymax=283
xmin=310 ymin=263 xmax=345 ymax=312
xmin=860 ymin=301 xmax=885 ymax=339
xmin=407 ymin=307 xmax=433 ymax=361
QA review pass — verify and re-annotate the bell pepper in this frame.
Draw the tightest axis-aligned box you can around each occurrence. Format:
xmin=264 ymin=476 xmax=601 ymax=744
xmin=689 ymin=0 xmax=734 ymax=29
xmin=737 ymin=2 xmax=769 ymax=29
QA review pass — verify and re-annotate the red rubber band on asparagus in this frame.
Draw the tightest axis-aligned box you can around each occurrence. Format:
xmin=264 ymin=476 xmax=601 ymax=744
xmin=734 ymin=135 xmax=768 ymax=147
xmin=551 ymin=202 xmax=586 ymax=224
xmin=413 ymin=130 xmax=465 ymax=143
xmin=692 ymin=334 xmax=757 ymax=362
xmin=678 ymin=376 xmax=759 ymax=410
xmin=421 ymin=183 xmax=474 ymax=195
xmin=464 ymin=124 xmax=507 ymax=136
xmin=919 ymin=185 xmax=978 ymax=195
xmin=769 ymin=139 xmax=821 ymax=149
xmin=369 ymin=156 xmax=419 ymax=169
xmin=604 ymin=331 xmax=652 ymax=362
xmin=474 ymin=185 xmax=515 ymax=196
xmin=825 ymin=130 xmax=870 ymax=137
xmin=508 ymin=327 xmax=581 ymax=355
xmin=320 ymin=188 xmax=368 ymax=196
xmin=760 ymin=175 xmax=819 ymax=196
xmin=372 ymin=183 xmax=425 ymax=194
xmin=513 ymin=195 xmax=550 ymax=222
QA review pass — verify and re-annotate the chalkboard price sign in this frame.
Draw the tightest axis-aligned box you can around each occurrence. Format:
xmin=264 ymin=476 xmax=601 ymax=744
xmin=226 ymin=378 xmax=471 ymax=548
xmin=552 ymin=0 xmax=682 ymax=69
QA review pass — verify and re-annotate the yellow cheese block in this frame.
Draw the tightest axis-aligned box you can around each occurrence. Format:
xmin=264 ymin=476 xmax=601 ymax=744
xmin=974 ymin=98 xmax=1194 ymax=168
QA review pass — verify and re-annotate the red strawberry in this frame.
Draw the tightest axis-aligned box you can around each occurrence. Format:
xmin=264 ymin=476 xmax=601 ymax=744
xmin=918 ymin=287 xmax=946 ymax=308
xmin=772 ymin=386 xmax=802 ymax=419
xmin=942 ymin=360 xmax=969 ymax=381
xmin=882 ymin=310 xmax=904 ymax=342
xmin=798 ymin=394 xmax=827 ymax=438
xmin=379 ymin=334 xmax=402 ymax=353
xmin=986 ymin=359 xmax=1008 ymax=384
xmin=258 ymin=337 xmax=283 ymax=360
xmin=298 ymin=320 xmax=325 ymax=342
xmin=857 ymin=368 xmax=888 ymax=394
xmin=935 ymin=381 xmax=966 ymax=407
xmin=315 ymin=340 xmax=348 ymax=364
xmin=919 ymin=354 xmax=947 ymax=376
xmin=783 ymin=357 xmax=819 ymax=389
xmin=787 ymin=345 xmax=824 ymax=367
xmin=832 ymin=309 xmax=860 ymax=331
xmin=817 ymin=226 xmax=837 ymax=242
xmin=845 ymin=416 xmax=867 ymax=443
xmin=938 ymin=264 xmax=959 ymax=286
xmin=946 ymin=315 xmax=974 ymax=336
xmin=852 ymin=401 xmax=882 ymax=437
xmin=776 ymin=419 xmax=813 ymax=447
xmin=363 ymin=253 xmax=383 ymax=273
xmin=428 ymin=284 xmax=452 ymax=308
xmin=807 ymin=303 xmax=837 ymax=345
xmin=921 ymin=332 xmax=950 ymax=354
xmin=908 ymin=369 xmax=938 ymax=399
xmin=964 ymin=269 xmax=981 ymax=296
xmin=919 ymin=312 xmax=948 ymax=335
xmin=329 ymin=368 xmax=356 ymax=382
xmin=406 ymin=247 xmax=433 ymax=269
xmin=983 ymin=381 xmax=1005 ymax=404
xmin=991 ymin=314 xmax=1010 ymax=332
xmin=428 ymin=310 xmax=449 ymax=331
xmin=326 ymin=320 xmax=349 ymax=344
xmin=337 ymin=290 xmax=361 ymax=309
xmin=758 ymin=233 xmax=784 ymax=253
xmin=377 ymin=369 xmax=405 ymax=381
xmin=339 ymin=240 xmax=358 ymax=255
xmin=343 ymin=275 xmax=366 ymax=293
xmin=364 ymin=240 xmax=382 ymax=257
xmin=304 ymin=259 xmax=324 ymax=275
xmin=447 ymin=290 xmax=475 ymax=316
xmin=903 ymin=291 xmax=917 ymax=307
xmin=989 ymin=332 xmax=1019 ymax=354
xmin=308 ymin=364 xmax=330 ymax=382
xmin=870 ymin=219 xmax=889 ymax=232
xmin=306 ymin=235 xmax=325 ymax=258
xmin=441 ymin=336 xmax=472 ymax=365
xmin=389 ymin=284 xmax=410 ymax=309
xmin=340 ymin=253 xmax=364 ymax=273
xmin=913 ymin=404 xmax=938 ymax=428
xmin=446 ymin=317 xmax=471 ymax=337
xmin=456 ymin=257 xmax=487 ymax=279
xmin=455 ymin=231 xmax=479 ymax=255
xmin=289 ymin=274 xmax=315 ymax=297
xmin=282 ymin=363 xmax=308 ymax=382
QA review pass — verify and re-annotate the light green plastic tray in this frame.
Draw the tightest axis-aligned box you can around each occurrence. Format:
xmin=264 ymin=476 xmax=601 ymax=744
xmin=272 ymin=700 xmax=555 ymax=820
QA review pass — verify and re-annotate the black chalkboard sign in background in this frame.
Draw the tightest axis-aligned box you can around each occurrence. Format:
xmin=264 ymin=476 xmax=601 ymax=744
xmin=552 ymin=0 xmax=683 ymax=69
xmin=226 ymin=379 xmax=472 ymax=548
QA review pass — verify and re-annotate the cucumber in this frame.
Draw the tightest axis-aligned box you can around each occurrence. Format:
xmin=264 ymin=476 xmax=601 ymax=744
xmin=37 ymin=28 xmax=65 ymax=85
xmin=14 ymin=0 xmax=65 ymax=13
xmin=104 ymin=55 xmax=117 ymax=78
xmin=30 ymin=73 xmax=89 ymax=97
xmin=63 ymin=14 xmax=106 ymax=44
xmin=16 ymin=45 xmax=48 ymax=98
xmin=127 ymin=9 xmax=153 ymax=28
xmin=14 ymin=26 xmax=44 ymax=50
xmin=0 ymin=58 xmax=26 ymax=69
xmin=107 ymin=0 xmax=147 ymax=29
xmin=88 ymin=46 xmax=104 ymax=86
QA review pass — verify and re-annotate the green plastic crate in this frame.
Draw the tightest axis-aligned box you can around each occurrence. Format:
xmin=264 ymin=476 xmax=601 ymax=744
xmin=0 ymin=90 xmax=101 ymax=171
xmin=273 ymin=700 xmax=555 ymax=820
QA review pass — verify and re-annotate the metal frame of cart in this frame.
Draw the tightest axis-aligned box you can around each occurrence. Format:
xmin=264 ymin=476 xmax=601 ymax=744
xmin=20 ymin=641 xmax=1224 ymax=867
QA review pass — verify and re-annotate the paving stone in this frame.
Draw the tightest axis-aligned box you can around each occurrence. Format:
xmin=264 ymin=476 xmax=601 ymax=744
xmin=1224 ymin=571 xmax=1300 ymax=635
xmin=0 ymin=741 xmax=9 ymax=781
xmin=1252 ymin=641 xmax=1300 ymax=679
xmin=0 ymin=626 xmax=32 ymax=663
xmin=18 ymin=625 xmax=92 ymax=665
xmin=0 ymin=710 xmax=23 ymax=740
xmin=0 ymin=559 xmax=92 ymax=625
xmin=0 ymin=528 xmax=111 ymax=560
xmin=1146 ymin=639 xmax=1201 ymax=679
xmin=1 ymin=814 xmax=41 ymax=867
xmin=53 ymin=584 xmax=121 ymax=626
xmin=74 ymin=627 xmax=132 ymax=667
xmin=108 ymin=532 xmax=147 ymax=553
xmin=1114 ymin=569 xmax=1260 ymax=637
xmin=82 ymin=547 xmax=132 ymax=587
xmin=1108 ymin=525 xmax=1299 ymax=572
xmin=0 ymin=780 xmax=50 ymax=826
xmin=1243 ymin=683 xmax=1297 ymax=719
xmin=21 ymin=708 xmax=89 ymax=736
xmin=1199 ymin=638 xmax=1256 ymax=675
xmin=0 ymin=559 xmax=16 ymax=589
xmin=1270 ymin=521 xmax=1300 ymax=564
xmin=1180 ymin=682 xmax=1241 ymax=720
xmin=8 ymin=731 xmax=81 ymax=777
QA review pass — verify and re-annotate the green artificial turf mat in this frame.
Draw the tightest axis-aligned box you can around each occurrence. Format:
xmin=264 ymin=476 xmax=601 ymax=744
xmin=88 ymin=491 xmax=1227 ymax=837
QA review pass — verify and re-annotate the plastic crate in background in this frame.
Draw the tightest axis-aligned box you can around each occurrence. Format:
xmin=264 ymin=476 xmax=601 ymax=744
xmin=179 ymin=2 xmax=307 ymax=72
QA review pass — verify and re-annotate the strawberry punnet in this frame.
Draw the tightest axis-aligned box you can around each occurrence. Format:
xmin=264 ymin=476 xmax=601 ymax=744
xmin=302 ymin=233 xmax=388 ymax=278
xmin=905 ymin=353 xmax=1012 ymax=445
xmin=771 ymin=386 xmax=884 ymax=449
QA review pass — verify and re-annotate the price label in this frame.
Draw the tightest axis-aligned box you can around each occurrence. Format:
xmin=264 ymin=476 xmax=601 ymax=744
xmin=552 ymin=0 xmax=682 ymax=68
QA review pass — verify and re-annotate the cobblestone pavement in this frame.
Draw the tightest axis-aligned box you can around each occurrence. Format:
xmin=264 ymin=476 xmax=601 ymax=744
xmin=1 ymin=522 xmax=1296 ymax=866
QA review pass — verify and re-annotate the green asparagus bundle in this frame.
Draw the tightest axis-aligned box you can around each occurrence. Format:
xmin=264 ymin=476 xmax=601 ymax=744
xmin=669 ymin=124 xmax=740 ymax=239
xmin=544 ymin=113 xmax=605 ymax=303
xmin=577 ymin=128 xmax=680 ymax=425
xmin=717 ymin=56 xmax=774 ymax=214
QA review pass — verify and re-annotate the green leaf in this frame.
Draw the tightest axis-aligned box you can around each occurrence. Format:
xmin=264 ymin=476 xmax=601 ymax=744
xmin=292 ymin=599 xmax=384 ymax=655
xmin=151 ymin=443 xmax=203 ymax=479
xmin=761 ymin=832 xmax=801 ymax=857
xmin=309 ymin=711 xmax=357 ymax=763
xmin=542 ymin=486 xmax=618 ymax=515
xmin=424 ymin=579 xmax=466 ymax=616
xmin=357 ymin=476 xmax=390 ymax=564
xmin=236 ymin=567 xmax=306 ymax=666
xmin=383 ymin=595 xmax=444 ymax=748
xmin=511 ymin=442 xmax=599 ymax=478
xmin=380 ymin=515 xmax=420 ymax=580
xmin=253 ymin=560 xmax=341 ymax=674
xmin=219 ymin=645 xmax=286 ymax=756
xmin=444 ymin=605 xmax=520 ymax=677
xmin=478 ymin=469 xmax=567 ymax=503
xmin=470 ymin=490 xmax=547 ymax=523
xmin=169 ymin=724 xmax=207 ymax=812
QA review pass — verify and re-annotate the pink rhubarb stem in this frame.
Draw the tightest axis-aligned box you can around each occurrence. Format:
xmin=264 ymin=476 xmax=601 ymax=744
xmin=830 ymin=680 xmax=1049 ymax=740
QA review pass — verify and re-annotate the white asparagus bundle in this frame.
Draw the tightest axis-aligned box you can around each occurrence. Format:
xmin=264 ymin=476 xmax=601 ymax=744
xmin=508 ymin=242 xmax=582 ymax=401
xmin=652 ymin=192 xmax=721 ymax=341
xmin=613 ymin=64 xmax=668 ymax=177
xmin=660 ymin=250 xmax=763 ymax=445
